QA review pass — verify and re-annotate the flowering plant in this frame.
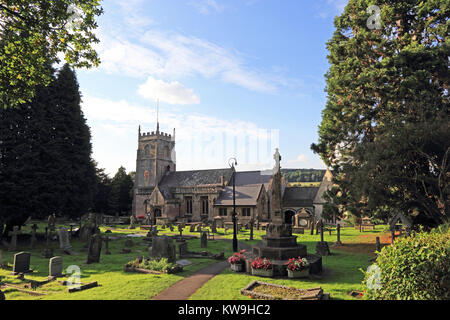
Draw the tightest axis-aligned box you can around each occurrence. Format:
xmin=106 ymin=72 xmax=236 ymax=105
xmin=251 ymin=257 xmax=273 ymax=270
xmin=228 ymin=250 xmax=247 ymax=264
xmin=285 ymin=257 xmax=309 ymax=271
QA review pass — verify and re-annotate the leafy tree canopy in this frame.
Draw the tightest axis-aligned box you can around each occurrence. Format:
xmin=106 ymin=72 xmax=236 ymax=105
xmin=0 ymin=0 xmax=103 ymax=108
xmin=312 ymin=0 xmax=449 ymax=227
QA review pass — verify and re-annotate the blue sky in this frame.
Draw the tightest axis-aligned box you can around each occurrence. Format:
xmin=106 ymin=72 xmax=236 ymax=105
xmin=77 ymin=0 xmax=348 ymax=175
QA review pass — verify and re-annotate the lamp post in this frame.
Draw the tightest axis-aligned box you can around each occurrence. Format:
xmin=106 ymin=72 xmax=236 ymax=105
xmin=228 ymin=157 xmax=238 ymax=252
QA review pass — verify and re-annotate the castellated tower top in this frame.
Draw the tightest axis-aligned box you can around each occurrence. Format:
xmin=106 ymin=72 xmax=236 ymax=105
xmin=139 ymin=129 xmax=174 ymax=141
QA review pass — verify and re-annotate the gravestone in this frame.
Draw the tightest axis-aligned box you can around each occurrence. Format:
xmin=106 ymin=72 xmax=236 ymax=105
xmin=49 ymin=256 xmax=63 ymax=278
xmin=189 ymin=224 xmax=195 ymax=233
xmin=41 ymin=227 xmax=54 ymax=259
xmin=376 ymin=237 xmax=381 ymax=252
xmin=12 ymin=252 xmax=32 ymax=274
xmin=196 ymin=225 xmax=202 ymax=233
xmin=8 ymin=226 xmax=21 ymax=252
xmin=169 ymin=225 xmax=174 ymax=232
xmin=200 ymin=232 xmax=208 ymax=248
xmin=48 ymin=214 xmax=56 ymax=232
xmin=178 ymin=241 xmax=188 ymax=257
xmin=30 ymin=224 xmax=38 ymax=249
xmin=149 ymin=236 xmax=176 ymax=263
xmin=211 ymin=222 xmax=217 ymax=234
xmin=86 ymin=234 xmax=103 ymax=264
xmin=58 ymin=227 xmax=72 ymax=252
xmin=104 ymin=230 xmax=111 ymax=255
xmin=178 ymin=224 xmax=184 ymax=238
xmin=129 ymin=215 xmax=137 ymax=229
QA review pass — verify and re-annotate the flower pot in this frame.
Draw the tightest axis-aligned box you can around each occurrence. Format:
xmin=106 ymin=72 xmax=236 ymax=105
xmin=287 ymin=268 xmax=309 ymax=279
xmin=251 ymin=268 xmax=274 ymax=278
xmin=230 ymin=263 xmax=244 ymax=272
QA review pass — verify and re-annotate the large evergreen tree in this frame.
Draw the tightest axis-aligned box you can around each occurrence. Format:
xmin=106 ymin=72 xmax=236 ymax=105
xmin=0 ymin=63 xmax=96 ymax=233
xmin=110 ymin=166 xmax=134 ymax=216
xmin=312 ymin=0 xmax=449 ymax=226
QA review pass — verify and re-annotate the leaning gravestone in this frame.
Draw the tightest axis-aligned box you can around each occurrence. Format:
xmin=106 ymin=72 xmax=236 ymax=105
xmin=12 ymin=252 xmax=32 ymax=274
xmin=149 ymin=236 xmax=176 ymax=263
xmin=200 ymin=232 xmax=208 ymax=248
xmin=58 ymin=227 xmax=73 ymax=253
xmin=86 ymin=234 xmax=102 ymax=264
xmin=49 ymin=256 xmax=63 ymax=278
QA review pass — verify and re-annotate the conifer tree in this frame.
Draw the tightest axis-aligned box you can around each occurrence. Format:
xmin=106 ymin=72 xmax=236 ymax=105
xmin=312 ymin=0 xmax=449 ymax=226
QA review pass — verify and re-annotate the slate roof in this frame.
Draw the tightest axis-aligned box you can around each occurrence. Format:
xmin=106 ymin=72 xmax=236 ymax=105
xmin=233 ymin=170 xmax=272 ymax=186
xmin=158 ymin=168 xmax=233 ymax=198
xmin=214 ymin=184 xmax=263 ymax=206
xmin=283 ymin=187 xmax=319 ymax=207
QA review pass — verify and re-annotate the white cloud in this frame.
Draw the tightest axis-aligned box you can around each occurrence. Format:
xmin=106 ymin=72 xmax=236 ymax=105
xmin=81 ymin=95 xmax=280 ymax=174
xmin=138 ymin=76 xmax=200 ymax=105
xmin=188 ymin=0 xmax=225 ymax=15
xmin=96 ymin=29 xmax=280 ymax=93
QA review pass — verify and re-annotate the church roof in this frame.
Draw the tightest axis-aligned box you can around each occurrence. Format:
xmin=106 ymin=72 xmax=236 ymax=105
xmin=234 ymin=170 xmax=272 ymax=186
xmin=158 ymin=168 xmax=233 ymax=198
xmin=283 ymin=187 xmax=319 ymax=207
xmin=214 ymin=184 xmax=264 ymax=206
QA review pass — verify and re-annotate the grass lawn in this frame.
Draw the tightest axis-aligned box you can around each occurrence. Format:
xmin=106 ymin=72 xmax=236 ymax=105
xmin=189 ymin=225 xmax=391 ymax=300
xmin=0 ymin=223 xmax=234 ymax=300
xmin=1 ymin=222 xmax=391 ymax=300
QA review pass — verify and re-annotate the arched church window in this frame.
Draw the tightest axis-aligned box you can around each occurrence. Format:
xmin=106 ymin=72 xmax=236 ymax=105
xmin=144 ymin=145 xmax=150 ymax=155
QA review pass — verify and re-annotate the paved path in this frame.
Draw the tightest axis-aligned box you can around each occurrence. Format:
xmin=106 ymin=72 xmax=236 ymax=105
xmin=152 ymin=240 xmax=252 ymax=300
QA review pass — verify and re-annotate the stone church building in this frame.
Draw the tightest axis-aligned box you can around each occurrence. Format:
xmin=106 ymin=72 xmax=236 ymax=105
xmin=132 ymin=123 xmax=333 ymax=225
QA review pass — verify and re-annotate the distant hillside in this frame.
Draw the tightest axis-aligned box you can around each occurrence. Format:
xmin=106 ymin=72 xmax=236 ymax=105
xmin=281 ymin=169 xmax=326 ymax=183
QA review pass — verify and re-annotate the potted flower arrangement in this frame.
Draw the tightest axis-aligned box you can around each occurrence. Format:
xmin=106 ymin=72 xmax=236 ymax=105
xmin=285 ymin=257 xmax=309 ymax=278
xmin=228 ymin=250 xmax=247 ymax=272
xmin=251 ymin=257 xmax=273 ymax=277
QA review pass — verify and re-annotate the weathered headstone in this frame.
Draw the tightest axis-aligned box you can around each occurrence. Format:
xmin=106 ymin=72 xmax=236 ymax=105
xmin=149 ymin=236 xmax=176 ymax=263
xmin=86 ymin=234 xmax=102 ymax=264
xmin=129 ymin=215 xmax=137 ymax=229
xmin=30 ymin=224 xmax=38 ymax=249
xmin=41 ymin=227 xmax=54 ymax=259
xmin=211 ymin=220 xmax=217 ymax=233
xmin=49 ymin=256 xmax=63 ymax=278
xmin=200 ymin=232 xmax=208 ymax=248
xmin=189 ymin=224 xmax=195 ymax=233
xmin=196 ymin=224 xmax=202 ymax=233
xmin=8 ymin=226 xmax=21 ymax=252
xmin=178 ymin=241 xmax=188 ymax=257
xmin=48 ymin=214 xmax=56 ymax=232
xmin=178 ymin=224 xmax=184 ymax=237
xmin=58 ymin=227 xmax=72 ymax=252
xmin=376 ymin=236 xmax=381 ymax=252
xmin=12 ymin=252 xmax=32 ymax=274
xmin=104 ymin=230 xmax=111 ymax=255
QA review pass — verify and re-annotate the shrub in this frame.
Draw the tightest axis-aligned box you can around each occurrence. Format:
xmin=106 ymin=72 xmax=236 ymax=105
xmin=251 ymin=257 xmax=272 ymax=270
xmin=362 ymin=230 xmax=450 ymax=300
xmin=127 ymin=258 xmax=181 ymax=274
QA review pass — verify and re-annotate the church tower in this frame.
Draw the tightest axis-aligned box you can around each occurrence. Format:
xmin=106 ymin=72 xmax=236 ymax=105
xmin=133 ymin=112 xmax=176 ymax=216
